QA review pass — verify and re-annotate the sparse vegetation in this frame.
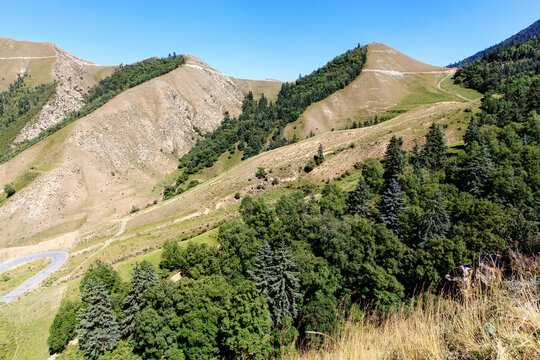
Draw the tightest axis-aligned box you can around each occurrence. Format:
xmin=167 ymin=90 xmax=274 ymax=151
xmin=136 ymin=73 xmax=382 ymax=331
xmin=1 ymin=55 xmax=185 ymax=163
xmin=173 ymin=45 xmax=367 ymax=191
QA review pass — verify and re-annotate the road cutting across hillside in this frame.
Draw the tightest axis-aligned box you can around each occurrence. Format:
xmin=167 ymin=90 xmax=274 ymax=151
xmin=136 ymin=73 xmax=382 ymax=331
xmin=0 ymin=251 xmax=68 ymax=303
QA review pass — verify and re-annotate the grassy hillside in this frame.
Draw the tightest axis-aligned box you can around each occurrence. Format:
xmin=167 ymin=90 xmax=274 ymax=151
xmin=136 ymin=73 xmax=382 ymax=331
xmin=170 ymin=45 xmax=368 ymax=197
xmin=0 ymin=37 xmax=57 ymax=91
xmin=0 ymin=98 xmax=480 ymax=359
xmin=283 ymin=43 xmax=481 ymax=140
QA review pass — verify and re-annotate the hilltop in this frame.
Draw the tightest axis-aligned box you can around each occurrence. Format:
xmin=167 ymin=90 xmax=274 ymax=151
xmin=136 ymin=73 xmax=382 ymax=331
xmin=283 ymin=43 xmax=466 ymax=139
xmin=0 ymin=37 xmax=115 ymax=143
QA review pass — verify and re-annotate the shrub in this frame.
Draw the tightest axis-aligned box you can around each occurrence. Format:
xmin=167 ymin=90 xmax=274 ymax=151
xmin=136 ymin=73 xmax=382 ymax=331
xmin=47 ymin=299 xmax=80 ymax=354
xmin=4 ymin=184 xmax=15 ymax=197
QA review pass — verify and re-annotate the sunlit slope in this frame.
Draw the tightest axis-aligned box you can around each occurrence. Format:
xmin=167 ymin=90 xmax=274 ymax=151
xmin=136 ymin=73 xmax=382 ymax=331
xmin=231 ymin=77 xmax=283 ymax=101
xmin=284 ymin=43 xmax=464 ymax=139
xmin=0 ymin=55 xmax=244 ymax=248
xmin=0 ymin=37 xmax=57 ymax=90
xmin=0 ymin=37 xmax=116 ymax=143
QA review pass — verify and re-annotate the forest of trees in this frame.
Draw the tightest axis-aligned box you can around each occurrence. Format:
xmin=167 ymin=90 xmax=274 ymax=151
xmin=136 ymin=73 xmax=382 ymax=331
xmin=169 ymin=45 xmax=368 ymax=197
xmin=0 ymin=73 xmax=56 ymax=154
xmin=0 ymin=55 xmax=185 ymax=163
xmin=48 ymin=35 xmax=540 ymax=359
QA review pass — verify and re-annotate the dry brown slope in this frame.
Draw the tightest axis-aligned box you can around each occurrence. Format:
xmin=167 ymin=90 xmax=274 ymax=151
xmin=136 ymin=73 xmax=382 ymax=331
xmin=0 ymin=37 xmax=57 ymax=90
xmin=0 ymin=37 xmax=116 ymax=143
xmin=126 ymin=100 xmax=470 ymax=234
xmin=0 ymin=55 xmax=244 ymax=248
xmin=284 ymin=43 xmax=456 ymax=139
xmin=231 ymin=77 xmax=283 ymax=101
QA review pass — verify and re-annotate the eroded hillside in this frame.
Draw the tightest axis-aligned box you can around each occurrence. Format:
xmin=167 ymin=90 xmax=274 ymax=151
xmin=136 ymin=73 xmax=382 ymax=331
xmin=0 ymin=55 xmax=244 ymax=248
xmin=0 ymin=38 xmax=116 ymax=144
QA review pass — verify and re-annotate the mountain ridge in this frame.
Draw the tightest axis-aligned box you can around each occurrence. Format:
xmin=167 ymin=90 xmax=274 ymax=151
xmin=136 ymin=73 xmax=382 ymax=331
xmin=448 ymin=18 xmax=540 ymax=68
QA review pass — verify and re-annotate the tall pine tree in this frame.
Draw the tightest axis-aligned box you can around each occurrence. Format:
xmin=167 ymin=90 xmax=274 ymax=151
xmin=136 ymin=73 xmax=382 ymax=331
xmin=464 ymin=116 xmax=479 ymax=146
xmin=249 ymin=240 xmax=275 ymax=298
xmin=465 ymin=139 xmax=495 ymax=196
xmin=383 ymin=135 xmax=405 ymax=181
xmin=77 ymin=279 xmax=120 ymax=358
xmin=422 ymin=123 xmax=447 ymax=171
xmin=417 ymin=192 xmax=451 ymax=248
xmin=347 ymin=177 xmax=372 ymax=217
xmin=268 ymin=241 xmax=301 ymax=326
xmin=378 ymin=178 xmax=406 ymax=231
xmin=121 ymin=261 xmax=159 ymax=338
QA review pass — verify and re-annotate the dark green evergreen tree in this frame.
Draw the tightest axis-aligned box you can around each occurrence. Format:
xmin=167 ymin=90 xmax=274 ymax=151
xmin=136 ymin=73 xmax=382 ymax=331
xmin=383 ymin=135 xmax=405 ymax=181
xmin=268 ymin=241 xmax=301 ymax=326
xmin=378 ymin=178 xmax=406 ymax=230
xmin=347 ymin=177 xmax=372 ymax=217
xmin=249 ymin=240 xmax=274 ymax=298
xmin=465 ymin=139 xmax=495 ymax=196
xmin=422 ymin=123 xmax=447 ymax=170
xmin=464 ymin=116 xmax=479 ymax=146
xmin=418 ymin=192 xmax=451 ymax=248
xmin=77 ymin=279 xmax=120 ymax=358
xmin=121 ymin=261 xmax=159 ymax=338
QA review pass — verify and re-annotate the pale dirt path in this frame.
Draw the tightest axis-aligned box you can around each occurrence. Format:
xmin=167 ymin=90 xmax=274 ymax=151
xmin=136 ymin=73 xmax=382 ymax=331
xmin=437 ymin=71 xmax=471 ymax=101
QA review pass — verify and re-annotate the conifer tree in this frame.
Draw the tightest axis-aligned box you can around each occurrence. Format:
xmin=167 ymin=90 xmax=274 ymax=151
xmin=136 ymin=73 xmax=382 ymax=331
xmin=464 ymin=116 xmax=479 ymax=146
xmin=314 ymin=143 xmax=325 ymax=165
xmin=268 ymin=241 xmax=301 ymax=326
xmin=383 ymin=135 xmax=405 ymax=181
xmin=77 ymin=279 xmax=120 ymax=358
xmin=418 ymin=192 xmax=451 ymax=248
xmin=422 ymin=123 xmax=447 ymax=170
xmin=121 ymin=261 xmax=159 ymax=338
xmin=249 ymin=240 xmax=274 ymax=298
xmin=465 ymin=139 xmax=495 ymax=196
xmin=347 ymin=177 xmax=372 ymax=217
xmin=378 ymin=178 xmax=406 ymax=230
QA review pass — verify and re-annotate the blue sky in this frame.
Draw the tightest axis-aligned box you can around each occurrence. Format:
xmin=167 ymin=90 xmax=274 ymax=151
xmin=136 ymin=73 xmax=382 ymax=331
xmin=1 ymin=0 xmax=539 ymax=81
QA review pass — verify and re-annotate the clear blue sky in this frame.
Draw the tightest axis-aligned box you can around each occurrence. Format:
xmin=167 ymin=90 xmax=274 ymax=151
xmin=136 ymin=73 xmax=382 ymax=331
xmin=2 ymin=0 xmax=539 ymax=81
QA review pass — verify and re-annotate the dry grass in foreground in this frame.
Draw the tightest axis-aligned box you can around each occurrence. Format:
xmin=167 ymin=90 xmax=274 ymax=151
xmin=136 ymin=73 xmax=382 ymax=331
xmin=293 ymin=255 xmax=540 ymax=360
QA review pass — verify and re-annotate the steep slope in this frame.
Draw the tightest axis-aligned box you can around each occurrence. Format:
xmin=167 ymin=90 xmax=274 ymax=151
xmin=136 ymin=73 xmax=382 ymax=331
xmin=0 ymin=37 xmax=115 ymax=145
xmin=284 ymin=43 xmax=458 ymax=139
xmin=0 ymin=55 xmax=244 ymax=247
xmin=449 ymin=18 xmax=540 ymax=67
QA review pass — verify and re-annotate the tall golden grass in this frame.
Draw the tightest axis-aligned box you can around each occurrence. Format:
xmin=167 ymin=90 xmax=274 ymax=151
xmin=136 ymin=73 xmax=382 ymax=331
xmin=293 ymin=254 xmax=540 ymax=360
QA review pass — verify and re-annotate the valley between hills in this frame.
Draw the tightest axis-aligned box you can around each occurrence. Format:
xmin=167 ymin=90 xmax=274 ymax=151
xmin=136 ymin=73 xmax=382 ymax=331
xmin=0 ymin=17 xmax=538 ymax=359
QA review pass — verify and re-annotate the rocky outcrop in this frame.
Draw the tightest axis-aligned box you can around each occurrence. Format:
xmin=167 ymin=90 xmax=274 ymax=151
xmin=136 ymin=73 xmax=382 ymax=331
xmin=14 ymin=46 xmax=113 ymax=143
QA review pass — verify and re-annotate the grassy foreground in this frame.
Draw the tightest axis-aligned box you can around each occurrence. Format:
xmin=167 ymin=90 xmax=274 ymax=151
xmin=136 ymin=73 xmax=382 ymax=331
xmin=293 ymin=257 xmax=540 ymax=360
